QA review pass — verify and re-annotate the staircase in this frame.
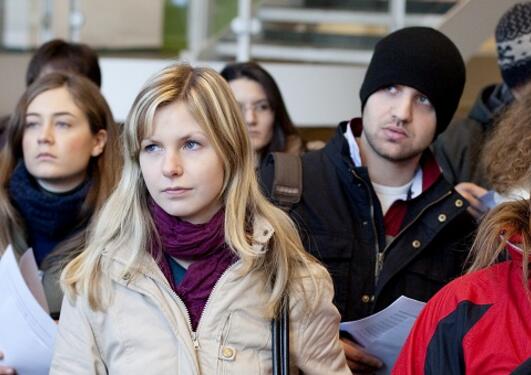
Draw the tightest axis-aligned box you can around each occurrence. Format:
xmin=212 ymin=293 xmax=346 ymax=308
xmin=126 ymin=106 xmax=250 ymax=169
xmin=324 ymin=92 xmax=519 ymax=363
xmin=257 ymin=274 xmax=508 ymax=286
xmin=196 ymin=0 xmax=458 ymax=64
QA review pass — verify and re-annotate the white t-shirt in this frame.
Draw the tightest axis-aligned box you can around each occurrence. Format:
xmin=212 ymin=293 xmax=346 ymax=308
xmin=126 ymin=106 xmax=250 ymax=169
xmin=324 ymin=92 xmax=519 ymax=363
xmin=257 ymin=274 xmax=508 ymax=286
xmin=372 ymin=180 xmax=414 ymax=215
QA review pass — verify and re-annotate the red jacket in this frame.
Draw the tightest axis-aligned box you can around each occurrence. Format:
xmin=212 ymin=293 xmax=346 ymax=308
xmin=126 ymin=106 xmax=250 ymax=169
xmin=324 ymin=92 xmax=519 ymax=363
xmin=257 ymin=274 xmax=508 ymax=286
xmin=393 ymin=239 xmax=531 ymax=374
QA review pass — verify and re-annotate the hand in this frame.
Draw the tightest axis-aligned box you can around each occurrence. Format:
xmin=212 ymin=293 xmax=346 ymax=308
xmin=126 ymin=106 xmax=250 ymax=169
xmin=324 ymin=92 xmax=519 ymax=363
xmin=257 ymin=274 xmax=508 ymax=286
xmin=455 ymin=182 xmax=489 ymax=221
xmin=340 ymin=338 xmax=383 ymax=374
xmin=0 ymin=352 xmax=16 ymax=375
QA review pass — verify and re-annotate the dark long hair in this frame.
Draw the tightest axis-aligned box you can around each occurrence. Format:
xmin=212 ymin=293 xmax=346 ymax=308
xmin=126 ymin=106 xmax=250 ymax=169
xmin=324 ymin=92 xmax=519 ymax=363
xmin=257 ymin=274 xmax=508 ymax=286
xmin=220 ymin=62 xmax=300 ymax=157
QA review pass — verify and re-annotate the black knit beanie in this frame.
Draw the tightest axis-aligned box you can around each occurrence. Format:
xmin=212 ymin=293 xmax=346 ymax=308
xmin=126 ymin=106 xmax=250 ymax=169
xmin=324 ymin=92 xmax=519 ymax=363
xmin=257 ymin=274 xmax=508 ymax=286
xmin=495 ymin=2 xmax=531 ymax=90
xmin=359 ymin=27 xmax=466 ymax=136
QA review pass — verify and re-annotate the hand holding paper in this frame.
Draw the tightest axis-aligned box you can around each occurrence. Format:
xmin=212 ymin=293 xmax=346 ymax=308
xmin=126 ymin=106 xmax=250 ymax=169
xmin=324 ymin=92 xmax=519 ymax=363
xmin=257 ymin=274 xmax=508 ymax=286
xmin=339 ymin=296 xmax=425 ymax=375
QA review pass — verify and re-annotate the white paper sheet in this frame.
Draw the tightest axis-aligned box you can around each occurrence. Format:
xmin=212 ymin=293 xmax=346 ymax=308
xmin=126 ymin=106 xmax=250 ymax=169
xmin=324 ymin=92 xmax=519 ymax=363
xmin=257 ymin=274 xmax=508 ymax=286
xmin=0 ymin=246 xmax=57 ymax=375
xmin=340 ymin=295 xmax=425 ymax=375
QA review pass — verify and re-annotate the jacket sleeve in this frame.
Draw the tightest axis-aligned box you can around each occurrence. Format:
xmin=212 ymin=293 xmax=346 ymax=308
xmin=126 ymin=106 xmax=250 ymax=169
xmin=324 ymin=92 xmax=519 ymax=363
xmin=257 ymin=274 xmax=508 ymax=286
xmin=291 ymin=268 xmax=350 ymax=375
xmin=50 ymin=296 xmax=106 ymax=374
xmin=392 ymin=278 xmax=474 ymax=375
xmin=432 ymin=117 xmax=488 ymax=187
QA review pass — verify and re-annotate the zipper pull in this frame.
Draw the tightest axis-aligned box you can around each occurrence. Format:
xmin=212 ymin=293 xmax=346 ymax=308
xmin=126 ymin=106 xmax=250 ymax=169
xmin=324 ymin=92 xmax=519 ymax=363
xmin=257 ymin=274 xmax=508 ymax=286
xmin=192 ymin=332 xmax=200 ymax=350
xmin=376 ymin=252 xmax=385 ymax=276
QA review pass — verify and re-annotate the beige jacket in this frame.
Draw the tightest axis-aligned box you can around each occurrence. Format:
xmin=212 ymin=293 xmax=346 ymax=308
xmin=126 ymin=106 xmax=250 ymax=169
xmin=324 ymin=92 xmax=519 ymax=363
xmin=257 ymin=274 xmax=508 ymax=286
xmin=50 ymin=219 xmax=349 ymax=374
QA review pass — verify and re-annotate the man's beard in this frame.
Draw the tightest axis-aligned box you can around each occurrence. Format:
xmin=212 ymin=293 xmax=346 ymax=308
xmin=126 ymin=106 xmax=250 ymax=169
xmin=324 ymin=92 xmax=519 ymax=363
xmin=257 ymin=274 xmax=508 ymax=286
xmin=363 ymin=129 xmax=424 ymax=162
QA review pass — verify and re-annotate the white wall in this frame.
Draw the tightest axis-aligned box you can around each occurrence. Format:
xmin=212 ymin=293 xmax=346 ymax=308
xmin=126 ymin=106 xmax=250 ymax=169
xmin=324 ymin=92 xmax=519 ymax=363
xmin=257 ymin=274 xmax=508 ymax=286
xmin=100 ymin=58 xmax=364 ymax=126
xmin=0 ymin=55 xmax=363 ymax=126
xmin=0 ymin=53 xmax=30 ymax=116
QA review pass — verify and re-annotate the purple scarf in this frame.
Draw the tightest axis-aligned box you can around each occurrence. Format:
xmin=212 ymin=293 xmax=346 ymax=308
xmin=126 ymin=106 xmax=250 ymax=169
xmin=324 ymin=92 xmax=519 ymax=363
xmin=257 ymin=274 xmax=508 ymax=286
xmin=149 ymin=200 xmax=236 ymax=330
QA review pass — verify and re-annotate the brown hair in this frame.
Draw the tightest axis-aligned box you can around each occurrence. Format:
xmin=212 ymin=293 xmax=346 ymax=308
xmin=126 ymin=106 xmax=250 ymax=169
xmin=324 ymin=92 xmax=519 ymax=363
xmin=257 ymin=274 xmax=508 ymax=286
xmin=481 ymin=85 xmax=531 ymax=193
xmin=26 ymin=39 xmax=101 ymax=87
xmin=0 ymin=72 xmax=121 ymax=271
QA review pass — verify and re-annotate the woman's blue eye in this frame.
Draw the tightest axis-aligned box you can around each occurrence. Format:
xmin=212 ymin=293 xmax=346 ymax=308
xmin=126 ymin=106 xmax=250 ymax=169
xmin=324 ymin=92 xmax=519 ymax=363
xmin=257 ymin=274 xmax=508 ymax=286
xmin=183 ymin=140 xmax=200 ymax=150
xmin=144 ymin=144 xmax=160 ymax=153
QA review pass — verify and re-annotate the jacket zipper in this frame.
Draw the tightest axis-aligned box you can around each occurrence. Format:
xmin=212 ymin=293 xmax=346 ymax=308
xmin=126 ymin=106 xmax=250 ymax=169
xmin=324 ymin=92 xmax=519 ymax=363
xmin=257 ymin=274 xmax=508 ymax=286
xmin=142 ymin=269 xmax=197 ymax=345
xmin=193 ymin=262 xmax=238 ymax=344
xmin=351 ymin=166 xmax=455 ymax=283
xmin=350 ymin=169 xmax=381 ymax=280
xmin=376 ymin=190 xmax=453 ymax=278
xmin=144 ymin=261 xmax=239 ymax=350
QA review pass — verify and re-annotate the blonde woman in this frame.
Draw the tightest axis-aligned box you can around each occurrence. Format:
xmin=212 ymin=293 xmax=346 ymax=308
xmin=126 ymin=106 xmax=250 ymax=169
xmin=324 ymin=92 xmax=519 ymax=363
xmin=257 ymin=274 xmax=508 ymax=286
xmin=51 ymin=64 xmax=349 ymax=374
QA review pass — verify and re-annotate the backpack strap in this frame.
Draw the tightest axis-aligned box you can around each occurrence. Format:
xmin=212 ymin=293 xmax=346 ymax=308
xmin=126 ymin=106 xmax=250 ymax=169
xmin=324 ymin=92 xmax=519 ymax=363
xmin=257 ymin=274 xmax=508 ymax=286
xmin=271 ymin=296 xmax=290 ymax=375
xmin=271 ymin=152 xmax=303 ymax=211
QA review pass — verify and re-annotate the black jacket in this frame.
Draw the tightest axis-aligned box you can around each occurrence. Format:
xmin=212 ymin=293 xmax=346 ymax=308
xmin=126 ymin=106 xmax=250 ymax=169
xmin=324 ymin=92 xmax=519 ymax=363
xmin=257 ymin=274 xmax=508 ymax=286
xmin=432 ymin=83 xmax=514 ymax=188
xmin=260 ymin=122 xmax=476 ymax=321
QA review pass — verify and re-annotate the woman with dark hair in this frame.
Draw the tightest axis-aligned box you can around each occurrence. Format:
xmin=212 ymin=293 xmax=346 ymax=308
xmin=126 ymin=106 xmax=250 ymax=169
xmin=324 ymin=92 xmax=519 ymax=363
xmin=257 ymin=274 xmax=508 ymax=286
xmin=0 ymin=72 xmax=121 ymax=374
xmin=220 ymin=62 xmax=321 ymax=166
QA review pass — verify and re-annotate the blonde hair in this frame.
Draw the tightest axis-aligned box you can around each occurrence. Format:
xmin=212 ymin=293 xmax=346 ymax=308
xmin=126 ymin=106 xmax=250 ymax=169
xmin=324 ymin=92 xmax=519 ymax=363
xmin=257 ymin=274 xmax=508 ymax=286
xmin=62 ymin=63 xmax=321 ymax=317
xmin=0 ymin=72 xmax=121 ymax=270
xmin=468 ymin=199 xmax=530 ymax=289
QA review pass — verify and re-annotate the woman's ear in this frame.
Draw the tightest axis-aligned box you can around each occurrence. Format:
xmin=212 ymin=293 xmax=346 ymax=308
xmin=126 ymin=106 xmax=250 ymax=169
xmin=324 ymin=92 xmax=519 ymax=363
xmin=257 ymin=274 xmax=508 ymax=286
xmin=91 ymin=129 xmax=108 ymax=157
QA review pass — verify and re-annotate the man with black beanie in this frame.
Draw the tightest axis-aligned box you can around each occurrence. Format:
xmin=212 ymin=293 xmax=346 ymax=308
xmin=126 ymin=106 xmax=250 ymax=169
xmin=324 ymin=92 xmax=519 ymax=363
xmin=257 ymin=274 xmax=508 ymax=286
xmin=260 ymin=26 xmax=476 ymax=372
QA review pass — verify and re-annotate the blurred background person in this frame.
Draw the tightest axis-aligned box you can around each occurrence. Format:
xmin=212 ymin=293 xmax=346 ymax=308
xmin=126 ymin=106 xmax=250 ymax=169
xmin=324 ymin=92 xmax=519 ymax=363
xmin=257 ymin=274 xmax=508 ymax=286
xmin=221 ymin=61 xmax=323 ymax=167
xmin=0 ymin=39 xmax=102 ymax=147
xmin=0 ymin=72 xmax=121 ymax=374
xmin=433 ymin=2 xmax=531 ymax=219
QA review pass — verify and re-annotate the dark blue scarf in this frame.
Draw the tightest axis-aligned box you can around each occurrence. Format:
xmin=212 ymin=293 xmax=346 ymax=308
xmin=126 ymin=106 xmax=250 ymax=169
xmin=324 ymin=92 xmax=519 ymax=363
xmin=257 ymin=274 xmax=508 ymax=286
xmin=8 ymin=162 xmax=90 ymax=266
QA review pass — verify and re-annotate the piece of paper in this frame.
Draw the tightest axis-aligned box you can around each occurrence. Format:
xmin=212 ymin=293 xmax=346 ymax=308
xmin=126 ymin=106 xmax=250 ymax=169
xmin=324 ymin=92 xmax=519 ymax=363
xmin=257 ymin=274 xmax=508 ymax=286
xmin=340 ymin=295 xmax=425 ymax=375
xmin=18 ymin=249 xmax=49 ymax=314
xmin=0 ymin=246 xmax=57 ymax=375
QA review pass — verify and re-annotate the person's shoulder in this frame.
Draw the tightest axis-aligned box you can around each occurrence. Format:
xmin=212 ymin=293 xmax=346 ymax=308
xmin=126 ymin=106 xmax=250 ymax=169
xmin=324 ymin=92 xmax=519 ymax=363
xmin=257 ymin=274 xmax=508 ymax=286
xmin=289 ymin=261 xmax=337 ymax=320
xmin=291 ymin=261 xmax=334 ymax=296
xmin=433 ymin=265 xmax=503 ymax=305
xmin=434 ymin=116 xmax=484 ymax=151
